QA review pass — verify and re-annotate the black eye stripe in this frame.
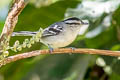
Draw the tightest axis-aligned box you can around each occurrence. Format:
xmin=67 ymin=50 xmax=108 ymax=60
xmin=65 ymin=23 xmax=80 ymax=25
xmin=64 ymin=17 xmax=80 ymax=21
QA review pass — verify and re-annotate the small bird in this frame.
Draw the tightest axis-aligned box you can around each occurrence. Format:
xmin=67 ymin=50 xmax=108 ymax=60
xmin=12 ymin=17 xmax=88 ymax=49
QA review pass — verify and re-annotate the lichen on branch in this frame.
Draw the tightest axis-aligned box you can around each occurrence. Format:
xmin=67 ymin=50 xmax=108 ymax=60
xmin=0 ymin=0 xmax=26 ymax=60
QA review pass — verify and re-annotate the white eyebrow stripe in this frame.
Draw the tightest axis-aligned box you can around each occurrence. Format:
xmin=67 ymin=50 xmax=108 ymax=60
xmin=65 ymin=20 xmax=80 ymax=23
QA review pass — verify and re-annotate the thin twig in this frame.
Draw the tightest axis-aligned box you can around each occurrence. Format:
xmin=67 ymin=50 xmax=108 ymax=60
xmin=0 ymin=48 xmax=120 ymax=67
xmin=0 ymin=0 xmax=26 ymax=51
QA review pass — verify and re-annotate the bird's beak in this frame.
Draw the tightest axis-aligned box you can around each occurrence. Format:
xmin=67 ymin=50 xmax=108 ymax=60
xmin=78 ymin=20 xmax=89 ymax=35
xmin=81 ymin=20 xmax=89 ymax=25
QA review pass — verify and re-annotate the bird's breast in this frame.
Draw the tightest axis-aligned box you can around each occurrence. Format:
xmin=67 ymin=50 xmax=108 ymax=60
xmin=40 ymin=27 xmax=80 ymax=48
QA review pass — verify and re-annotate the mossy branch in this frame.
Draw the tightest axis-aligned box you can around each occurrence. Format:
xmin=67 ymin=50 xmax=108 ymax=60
xmin=0 ymin=0 xmax=27 ymax=58
xmin=0 ymin=0 xmax=26 ymax=42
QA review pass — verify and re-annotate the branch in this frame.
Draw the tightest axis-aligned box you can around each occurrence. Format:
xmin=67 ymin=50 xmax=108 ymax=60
xmin=0 ymin=0 xmax=26 ymax=51
xmin=0 ymin=48 xmax=120 ymax=67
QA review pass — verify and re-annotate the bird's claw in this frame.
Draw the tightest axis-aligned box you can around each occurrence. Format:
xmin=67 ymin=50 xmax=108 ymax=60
xmin=48 ymin=44 xmax=54 ymax=53
xmin=69 ymin=47 xmax=76 ymax=51
xmin=68 ymin=47 xmax=76 ymax=55
xmin=49 ymin=47 xmax=54 ymax=53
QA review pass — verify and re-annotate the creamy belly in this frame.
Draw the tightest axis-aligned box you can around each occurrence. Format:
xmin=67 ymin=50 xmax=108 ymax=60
xmin=40 ymin=26 xmax=80 ymax=48
xmin=41 ymin=35 xmax=77 ymax=48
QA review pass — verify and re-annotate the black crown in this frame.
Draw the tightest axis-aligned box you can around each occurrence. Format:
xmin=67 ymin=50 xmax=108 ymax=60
xmin=64 ymin=17 xmax=80 ymax=21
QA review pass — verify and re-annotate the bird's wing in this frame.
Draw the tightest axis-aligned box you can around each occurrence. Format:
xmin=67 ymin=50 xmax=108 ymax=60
xmin=42 ymin=23 xmax=63 ymax=37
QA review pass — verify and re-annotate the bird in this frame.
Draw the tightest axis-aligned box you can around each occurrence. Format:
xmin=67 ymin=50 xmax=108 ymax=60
xmin=12 ymin=17 xmax=89 ymax=49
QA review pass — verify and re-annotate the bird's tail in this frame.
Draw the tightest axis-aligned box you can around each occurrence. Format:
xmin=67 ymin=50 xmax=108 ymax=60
xmin=12 ymin=31 xmax=38 ymax=36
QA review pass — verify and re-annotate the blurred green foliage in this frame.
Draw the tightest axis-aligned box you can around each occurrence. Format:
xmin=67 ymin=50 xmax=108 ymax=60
xmin=0 ymin=0 xmax=120 ymax=80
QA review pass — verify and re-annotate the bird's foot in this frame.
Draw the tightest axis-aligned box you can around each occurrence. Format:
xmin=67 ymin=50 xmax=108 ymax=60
xmin=69 ymin=47 xmax=76 ymax=51
xmin=48 ymin=44 xmax=54 ymax=53
xmin=68 ymin=47 xmax=76 ymax=55
xmin=49 ymin=47 xmax=54 ymax=53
